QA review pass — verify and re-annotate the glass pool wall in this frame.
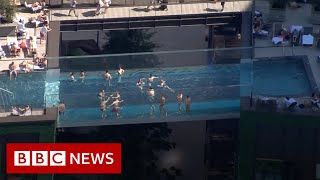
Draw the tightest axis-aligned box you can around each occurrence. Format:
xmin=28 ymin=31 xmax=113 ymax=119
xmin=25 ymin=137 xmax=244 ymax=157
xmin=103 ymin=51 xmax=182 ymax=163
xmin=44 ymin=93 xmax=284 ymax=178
xmin=0 ymin=48 xmax=253 ymax=126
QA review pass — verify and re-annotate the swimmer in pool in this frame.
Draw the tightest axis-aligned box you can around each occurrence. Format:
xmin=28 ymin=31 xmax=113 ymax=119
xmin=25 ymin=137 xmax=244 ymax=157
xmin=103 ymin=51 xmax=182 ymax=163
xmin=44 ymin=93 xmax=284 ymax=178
xmin=98 ymin=89 xmax=106 ymax=100
xmin=70 ymin=72 xmax=75 ymax=82
xmin=159 ymin=94 xmax=167 ymax=116
xmin=104 ymin=70 xmax=112 ymax=86
xmin=136 ymin=78 xmax=146 ymax=92
xmin=157 ymin=79 xmax=174 ymax=92
xmin=185 ymin=95 xmax=191 ymax=112
xmin=177 ymin=90 xmax=183 ymax=112
xmin=109 ymin=98 xmax=124 ymax=117
xmin=148 ymin=74 xmax=158 ymax=87
xmin=79 ymin=70 xmax=85 ymax=82
xmin=110 ymin=91 xmax=121 ymax=100
xmin=117 ymin=65 xmax=124 ymax=83
xmin=148 ymin=87 xmax=156 ymax=114
xmin=100 ymin=97 xmax=110 ymax=118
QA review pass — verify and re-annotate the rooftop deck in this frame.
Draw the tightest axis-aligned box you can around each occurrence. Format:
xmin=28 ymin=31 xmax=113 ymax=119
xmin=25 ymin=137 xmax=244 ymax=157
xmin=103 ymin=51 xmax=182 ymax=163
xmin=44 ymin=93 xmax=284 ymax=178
xmin=49 ymin=1 xmax=252 ymax=21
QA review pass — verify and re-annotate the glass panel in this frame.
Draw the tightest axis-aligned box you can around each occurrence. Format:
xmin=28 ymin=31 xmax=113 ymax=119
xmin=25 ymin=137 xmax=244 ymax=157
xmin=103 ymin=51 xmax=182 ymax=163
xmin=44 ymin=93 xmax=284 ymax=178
xmin=0 ymin=48 xmax=253 ymax=125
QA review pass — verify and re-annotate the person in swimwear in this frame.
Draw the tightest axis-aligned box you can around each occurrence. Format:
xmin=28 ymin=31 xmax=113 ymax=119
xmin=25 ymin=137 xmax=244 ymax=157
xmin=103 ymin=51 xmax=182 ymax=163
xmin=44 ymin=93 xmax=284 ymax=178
xmin=157 ymin=79 xmax=174 ymax=92
xmin=177 ymin=90 xmax=183 ymax=112
xmin=100 ymin=97 xmax=110 ymax=118
xmin=148 ymin=74 xmax=158 ymax=87
xmin=9 ymin=62 xmax=17 ymax=80
xmin=109 ymin=98 xmax=124 ymax=117
xmin=117 ymin=65 xmax=124 ymax=83
xmin=110 ymin=91 xmax=120 ymax=100
xmin=69 ymin=72 xmax=75 ymax=82
xmin=159 ymin=94 xmax=167 ymax=116
xmin=148 ymin=87 xmax=156 ymax=114
xmin=136 ymin=78 xmax=146 ymax=92
xmin=98 ymin=89 xmax=106 ymax=100
xmin=79 ymin=70 xmax=85 ymax=82
xmin=185 ymin=95 xmax=191 ymax=112
xmin=104 ymin=70 xmax=112 ymax=86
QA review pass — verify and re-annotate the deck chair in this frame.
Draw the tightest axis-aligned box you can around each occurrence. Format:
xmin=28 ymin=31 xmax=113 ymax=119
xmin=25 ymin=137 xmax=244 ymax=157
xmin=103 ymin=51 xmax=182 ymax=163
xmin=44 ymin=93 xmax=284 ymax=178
xmin=272 ymin=23 xmax=284 ymax=45
xmin=6 ymin=36 xmax=18 ymax=46
xmin=302 ymin=27 xmax=314 ymax=46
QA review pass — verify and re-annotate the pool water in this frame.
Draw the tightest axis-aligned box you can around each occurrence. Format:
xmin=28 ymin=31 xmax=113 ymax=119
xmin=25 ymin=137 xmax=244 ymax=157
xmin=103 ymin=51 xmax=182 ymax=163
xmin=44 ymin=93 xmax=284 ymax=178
xmin=0 ymin=58 xmax=313 ymax=126
xmin=241 ymin=59 xmax=312 ymax=97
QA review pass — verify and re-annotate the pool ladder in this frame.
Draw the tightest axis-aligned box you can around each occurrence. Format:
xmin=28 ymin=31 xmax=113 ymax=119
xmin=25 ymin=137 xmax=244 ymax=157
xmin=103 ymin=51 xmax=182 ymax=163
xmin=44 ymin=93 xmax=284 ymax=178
xmin=0 ymin=87 xmax=14 ymax=113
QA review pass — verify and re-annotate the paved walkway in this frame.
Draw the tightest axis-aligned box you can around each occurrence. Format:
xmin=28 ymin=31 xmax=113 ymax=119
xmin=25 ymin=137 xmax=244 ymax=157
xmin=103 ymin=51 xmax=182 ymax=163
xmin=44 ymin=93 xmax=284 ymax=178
xmin=49 ymin=1 xmax=252 ymax=21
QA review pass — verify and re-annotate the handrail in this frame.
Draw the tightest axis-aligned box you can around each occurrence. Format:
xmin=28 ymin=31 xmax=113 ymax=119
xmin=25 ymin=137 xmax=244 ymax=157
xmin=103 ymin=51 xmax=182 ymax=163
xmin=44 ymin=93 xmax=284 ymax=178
xmin=0 ymin=88 xmax=14 ymax=96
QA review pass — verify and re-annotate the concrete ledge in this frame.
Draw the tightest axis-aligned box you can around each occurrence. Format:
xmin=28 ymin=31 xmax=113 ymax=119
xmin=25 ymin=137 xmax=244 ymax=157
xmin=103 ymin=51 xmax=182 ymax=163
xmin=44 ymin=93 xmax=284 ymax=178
xmin=0 ymin=107 xmax=58 ymax=125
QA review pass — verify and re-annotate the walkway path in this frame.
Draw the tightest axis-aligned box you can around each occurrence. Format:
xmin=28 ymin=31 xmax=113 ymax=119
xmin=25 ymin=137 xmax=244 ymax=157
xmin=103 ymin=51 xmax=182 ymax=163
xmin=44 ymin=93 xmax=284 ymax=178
xmin=49 ymin=1 xmax=252 ymax=21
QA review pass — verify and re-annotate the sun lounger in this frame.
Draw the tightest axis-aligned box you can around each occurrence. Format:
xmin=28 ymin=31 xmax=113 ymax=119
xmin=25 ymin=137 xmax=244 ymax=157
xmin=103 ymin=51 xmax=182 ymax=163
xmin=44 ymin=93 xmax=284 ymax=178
xmin=25 ymin=1 xmax=43 ymax=13
xmin=273 ymin=23 xmax=283 ymax=37
xmin=32 ymin=65 xmax=45 ymax=71
xmin=6 ymin=36 xmax=18 ymax=46
xmin=302 ymin=27 xmax=314 ymax=46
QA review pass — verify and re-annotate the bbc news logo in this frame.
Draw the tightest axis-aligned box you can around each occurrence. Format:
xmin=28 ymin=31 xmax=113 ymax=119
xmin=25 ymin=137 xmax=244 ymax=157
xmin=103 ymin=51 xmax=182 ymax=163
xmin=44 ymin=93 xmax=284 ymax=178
xmin=7 ymin=143 xmax=121 ymax=174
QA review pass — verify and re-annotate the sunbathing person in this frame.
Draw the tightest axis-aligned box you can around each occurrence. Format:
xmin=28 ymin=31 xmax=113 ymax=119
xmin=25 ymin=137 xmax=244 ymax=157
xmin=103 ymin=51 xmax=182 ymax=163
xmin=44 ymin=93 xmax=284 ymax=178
xmin=284 ymin=97 xmax=297 ymax=110
xmin=311 ymin=93 xmax=320 ymax=108
xmin=20 ymin=61 xmax=32 ymax=73
xmin=11 ymin=107 xmax=20 ymax=116
xmin=279 ymin=28 xmax=290 ymax=41
xmin=19 ymin=105 xmax=31 ymax=116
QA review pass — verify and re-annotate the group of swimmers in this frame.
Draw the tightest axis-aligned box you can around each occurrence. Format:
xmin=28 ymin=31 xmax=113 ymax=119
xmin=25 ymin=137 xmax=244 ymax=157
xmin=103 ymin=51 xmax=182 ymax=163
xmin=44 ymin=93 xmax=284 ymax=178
xmin=98 ymin=90 xmax=123 ymax=118
xmin=68 ymin=65 xmax=191 ymax=118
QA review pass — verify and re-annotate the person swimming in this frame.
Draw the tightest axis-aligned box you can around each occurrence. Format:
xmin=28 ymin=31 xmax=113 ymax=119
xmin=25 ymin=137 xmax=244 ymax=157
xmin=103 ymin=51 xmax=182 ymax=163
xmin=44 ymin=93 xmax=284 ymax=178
xmin=148 ymin=87 xmax=156 ymax=114
xmin=157 ymin=79 xmax=174 ymax=92
xmin=108 ymin=98 xmax=124 ymax=117
xmin=117 ymin=65 xmax=124 ymax=83
xmin=98 ymin=89 xmax=106 ymax=100
xmin=177 ymin=90 xmax=183 ymax=112
xmin=104 ymin=70 xmax=112 ymax=86
xmin=185 ymin=95 xmax=191 ymax=112
xmin=110 ymin=91 xmax=121 ymax=100
xmin=100 ymin=97 xmax=110 ymax=118
xmin=70 ymin=72 xmax=75 ymax=82
xmin=148 ymin=74 xmax=158 ymax=87
xmin=79 ymin=70 xmax=85 ymax=82
xmin=159 ymin=94 xmax=167 ymax=116
xmin=136 ymin=78 xmax=146 ymax=91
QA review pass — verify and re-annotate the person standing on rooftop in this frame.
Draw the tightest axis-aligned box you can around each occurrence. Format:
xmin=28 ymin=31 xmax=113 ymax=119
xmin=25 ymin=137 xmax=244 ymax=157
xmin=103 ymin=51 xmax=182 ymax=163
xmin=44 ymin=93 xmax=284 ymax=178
xmin=68 ymin=0 xmax=78 ymax=17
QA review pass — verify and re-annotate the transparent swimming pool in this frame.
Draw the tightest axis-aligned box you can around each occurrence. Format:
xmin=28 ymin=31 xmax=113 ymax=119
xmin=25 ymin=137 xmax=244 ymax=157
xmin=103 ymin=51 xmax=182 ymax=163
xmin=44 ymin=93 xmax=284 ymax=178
xmin=241 ymin=58 xmax=313 ymax=97
xmin=0 ymin=57 xmax=313 ymax=127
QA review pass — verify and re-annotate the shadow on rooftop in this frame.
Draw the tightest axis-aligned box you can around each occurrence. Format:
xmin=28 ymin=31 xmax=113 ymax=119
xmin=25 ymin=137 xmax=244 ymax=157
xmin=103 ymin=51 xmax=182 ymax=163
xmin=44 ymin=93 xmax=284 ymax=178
xmin=51 ymin=13 xmax=68 ymax=17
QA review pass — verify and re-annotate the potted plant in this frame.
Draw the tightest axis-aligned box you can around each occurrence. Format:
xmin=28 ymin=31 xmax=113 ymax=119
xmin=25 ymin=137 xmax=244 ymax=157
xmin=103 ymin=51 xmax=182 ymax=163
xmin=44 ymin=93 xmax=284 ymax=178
xmin=269 ymin=0 xmax=288 ymax=22
xmin=311 ymin=0 xmax=320 ymax=24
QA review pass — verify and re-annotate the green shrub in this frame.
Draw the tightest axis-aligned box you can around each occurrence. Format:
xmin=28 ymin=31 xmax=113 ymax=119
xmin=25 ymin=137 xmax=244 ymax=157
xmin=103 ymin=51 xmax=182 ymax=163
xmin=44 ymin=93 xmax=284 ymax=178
xmin=0 ymin=0 xmax=17 ymax=23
